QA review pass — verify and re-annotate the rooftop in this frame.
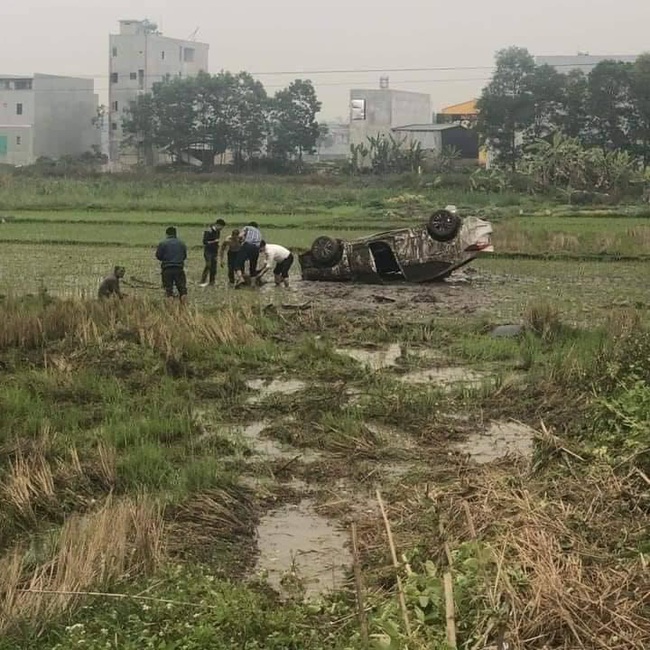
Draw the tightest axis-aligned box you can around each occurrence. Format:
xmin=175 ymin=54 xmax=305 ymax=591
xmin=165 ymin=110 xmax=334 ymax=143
xmin=392 ymin=123 xmax=465 ymax=132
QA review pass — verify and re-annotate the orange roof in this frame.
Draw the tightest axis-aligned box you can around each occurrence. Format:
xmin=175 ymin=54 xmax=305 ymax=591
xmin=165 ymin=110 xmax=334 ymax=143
xmin=440 ymin=99 xmax=478 ymax=115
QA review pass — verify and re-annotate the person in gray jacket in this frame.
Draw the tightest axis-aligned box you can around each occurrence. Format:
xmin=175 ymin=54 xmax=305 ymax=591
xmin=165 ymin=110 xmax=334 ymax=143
xmin=155 ymin=226 xmax=188 ymax=303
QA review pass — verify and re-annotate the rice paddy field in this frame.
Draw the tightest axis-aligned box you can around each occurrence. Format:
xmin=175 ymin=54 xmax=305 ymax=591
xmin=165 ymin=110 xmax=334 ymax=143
xmin=0 ymin=174 xmax=648 ymax=649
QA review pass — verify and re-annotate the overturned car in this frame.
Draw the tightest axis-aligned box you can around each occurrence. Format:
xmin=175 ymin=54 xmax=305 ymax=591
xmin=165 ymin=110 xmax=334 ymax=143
xmin=299 ymin=208 xmax=493 ymax=283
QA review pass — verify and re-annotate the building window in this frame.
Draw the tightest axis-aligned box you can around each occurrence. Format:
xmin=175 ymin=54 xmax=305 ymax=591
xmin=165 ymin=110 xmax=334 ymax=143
xmin=16 ymin=136 xmax=21 ymax=146
xmin=183 ymin=47 xmax=195 ymax=63
xmin=16 ymin=103 xmax=23 ymax=115
xmin=110 ymin=72 xmax=118 ymax=83
xmin=161 ymin=50 xmax=165 ymax=60
xmin=111 ymin=122 xmax=118 ymax=131
xmin=351 ymin=99 xmax=366 ymax=121
xmin=130 ymin=72 xmax=137 ymax=80
xmin=112 ymin=101 xmax=119 ymax=111
xmin=138 ymin=69 xmax=145 ymax=90
xmin=14 ymin=80 xmax=32 ymax=90
xmin=112 ymin=46 xmax=118 ymax=57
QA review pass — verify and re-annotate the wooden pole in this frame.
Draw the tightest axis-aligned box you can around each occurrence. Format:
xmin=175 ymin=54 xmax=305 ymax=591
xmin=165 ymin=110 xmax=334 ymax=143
xmin=443 ymin=572 xmax=457 ymax=649
xmin=439 ymin=519 xmax=458 ymax=649
xmin=351 ymin=521 xmax=369 ymax=649
xmin=376 ymin=489 xmax=412 ymax=638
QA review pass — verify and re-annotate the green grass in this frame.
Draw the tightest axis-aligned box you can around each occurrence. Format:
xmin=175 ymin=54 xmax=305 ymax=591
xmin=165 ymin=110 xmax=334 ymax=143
xmin=0 ymin=173 xmax=546 ymax=213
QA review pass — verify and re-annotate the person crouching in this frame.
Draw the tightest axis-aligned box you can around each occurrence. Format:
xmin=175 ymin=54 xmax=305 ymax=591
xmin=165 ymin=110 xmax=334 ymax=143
xmin=258 ymin=240 xmax=294 ymax=288
xmin=98 ymin=266 xmax=126 ymax=299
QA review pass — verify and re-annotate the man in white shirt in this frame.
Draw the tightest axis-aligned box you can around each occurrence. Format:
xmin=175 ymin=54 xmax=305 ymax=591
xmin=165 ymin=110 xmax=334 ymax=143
xmin=258 ymin=241 xmax=294 ymax=288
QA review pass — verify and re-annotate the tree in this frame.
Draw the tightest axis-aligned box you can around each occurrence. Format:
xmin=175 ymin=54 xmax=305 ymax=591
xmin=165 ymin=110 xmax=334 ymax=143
xmin=586 ymin=60 xmax=637 ymax=152
xmin=630 ymin=53 xmax=650 ymax=169
xmin=227 ymin=72 xmax=268 ymax=170
xmin=559 ymin=70 xmax=589 ymax=139
xmin=122 ymin=94 xmax=158 ymax=165
xmin=527 ymin=64 xmax=565 ymax=140
xmin=268 ymin=79 xmax=322 ymax=168
xmin=122 ymin=71 xmax=322 ymax=172
xmin=477 ymin=47 xmax=537 ymax=171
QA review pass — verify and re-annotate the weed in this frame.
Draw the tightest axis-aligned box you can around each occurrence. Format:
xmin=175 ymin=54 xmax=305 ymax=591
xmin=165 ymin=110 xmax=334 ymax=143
xmin=523 ymin=300 xmax=562 ymax=341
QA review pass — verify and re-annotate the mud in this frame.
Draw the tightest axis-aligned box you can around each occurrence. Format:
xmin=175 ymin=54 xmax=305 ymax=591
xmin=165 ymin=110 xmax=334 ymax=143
xmin=246 ymin=379 xmax=306 ymax=404
xmin=290 ymin=271 xmax=493 ymax=316
xmin=363 ymin=421 xmax=416 ymax=450
xmin=399 ymin=366 xmax=488 ymax=389
xmin=254 ymin=499 xmax=351 ymax=600
xmin=238 ymin=421 xmax=322 ymax=463
xmin=456 ymin=420 xmax=535 ymax=464
xmin=336 ymin=344 xmax=402 ymax=370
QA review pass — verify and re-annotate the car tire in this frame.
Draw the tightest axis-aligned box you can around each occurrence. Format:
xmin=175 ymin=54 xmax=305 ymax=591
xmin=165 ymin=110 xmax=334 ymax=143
xmin=427 ymin=209 xmax=461 ymax=242
xmin=311 ymin=236 xmax=342 ymax=266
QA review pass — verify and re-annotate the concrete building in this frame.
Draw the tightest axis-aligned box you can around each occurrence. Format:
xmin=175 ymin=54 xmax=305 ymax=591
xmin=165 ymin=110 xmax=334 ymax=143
xmin=313 ymin=122 xmax=350 ymax=161
xmin=536 ymin=54 xmax=639 ymax=75
xmin=349 ymin=83 xmax=431 ymax=147
xmin=108 ymin=19 xmax=209 ymax=164
xmin=391 ymin=123 xmax=478 ymax=159
xmin=0 ymin=74 xmax=98 ymax=166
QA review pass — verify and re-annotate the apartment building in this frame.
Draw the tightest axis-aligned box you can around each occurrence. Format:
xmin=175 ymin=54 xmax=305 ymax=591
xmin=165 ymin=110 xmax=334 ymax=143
xmin=349 ymin=82 xmax=432 ymax=148
xmin=108 ymin=19 xmax=209 ymax=164
xmin=0 ymin=74 xmax=98 ymax=166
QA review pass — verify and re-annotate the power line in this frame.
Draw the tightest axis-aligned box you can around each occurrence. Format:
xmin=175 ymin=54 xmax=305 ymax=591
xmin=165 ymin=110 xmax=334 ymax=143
xmin=16 ymin=58 xmax=631 ymax=83
xmin=0 ymin=77 xmax=492 ymax=94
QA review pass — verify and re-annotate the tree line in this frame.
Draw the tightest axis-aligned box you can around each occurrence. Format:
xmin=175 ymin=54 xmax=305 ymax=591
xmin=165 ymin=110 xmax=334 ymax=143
xmin=122 ymin=71 xmax=323 ymax=171
xmin=477 ymin=48 xmax=650 ymax=171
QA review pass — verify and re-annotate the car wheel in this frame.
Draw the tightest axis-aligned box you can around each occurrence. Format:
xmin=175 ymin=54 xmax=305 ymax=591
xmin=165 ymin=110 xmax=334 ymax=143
xmin=311 ymin=236 xmax=341 ymax=265
xmin=427 ymin=209 xmax=461 ymax=242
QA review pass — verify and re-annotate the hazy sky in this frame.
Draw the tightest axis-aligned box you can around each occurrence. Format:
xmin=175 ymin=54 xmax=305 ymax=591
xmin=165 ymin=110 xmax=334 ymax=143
xmin=3 ymin=0 xmax=649 ymax=120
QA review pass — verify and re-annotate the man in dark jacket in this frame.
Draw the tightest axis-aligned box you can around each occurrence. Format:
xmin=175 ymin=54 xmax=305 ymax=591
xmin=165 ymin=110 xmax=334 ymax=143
xmin=200 ymin=218 xmax=225 ymax=287
xmin=156 ymin=226 xmax=188 ymax=302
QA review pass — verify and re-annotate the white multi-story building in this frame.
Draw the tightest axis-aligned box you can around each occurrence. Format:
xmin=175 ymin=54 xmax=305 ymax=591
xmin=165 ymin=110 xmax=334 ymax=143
xmin=0 ymin=74 xmax=98 ymax=166
xmin=108 ymin=19 xmax=209 ymax=164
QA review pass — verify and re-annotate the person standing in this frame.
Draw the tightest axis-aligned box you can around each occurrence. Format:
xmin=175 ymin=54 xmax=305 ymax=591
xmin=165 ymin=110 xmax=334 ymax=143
xmin=234 ymin=221 xmax=262 ymax=287
xmin=220 ymin=228 xmax=241 ymax=285
xmin=258 ymin=241 xmax=294 ymax=288
xmin=156 ymin=226 xmax=188 ymax=303
xmin=200 ymin=219 xmax=225 ymax=287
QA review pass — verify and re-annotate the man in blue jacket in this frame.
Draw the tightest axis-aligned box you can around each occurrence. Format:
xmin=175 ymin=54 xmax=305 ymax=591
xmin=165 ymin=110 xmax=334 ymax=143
xmin=156 ymin=226 xmax=188 ymax=303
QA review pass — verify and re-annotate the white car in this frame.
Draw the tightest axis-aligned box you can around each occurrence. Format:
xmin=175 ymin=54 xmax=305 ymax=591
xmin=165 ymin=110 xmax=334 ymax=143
xmin=299 ymin=208 xmax=493 ymax=283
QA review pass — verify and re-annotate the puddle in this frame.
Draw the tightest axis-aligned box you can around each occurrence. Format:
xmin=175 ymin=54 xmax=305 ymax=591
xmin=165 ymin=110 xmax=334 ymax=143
xmin=364 ymin=422 xmax=415 ymax=450
xmin=246 ymin=379 xmax=306 ymax=404
xmin=255 ymin=499 xmax=351 ymax=600
xmin=456 ymin=420 xmax=535 ymax=464
xmin=336 ymin=344 xmax=402 ymax=370
xmin=240 ymin=422 xmax=287 ymax=458
xmin=238 ymin=421 xmax=322 ymax=463
xmin=399 ymin=366 xmax=488 ymax=390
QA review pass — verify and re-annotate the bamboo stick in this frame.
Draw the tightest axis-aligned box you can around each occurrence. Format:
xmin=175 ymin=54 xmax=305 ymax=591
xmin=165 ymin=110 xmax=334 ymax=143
xmin=376 ymin=489 xmax=412 ymax=638
xmin=351 ymin=521 xmax=369 ymax=649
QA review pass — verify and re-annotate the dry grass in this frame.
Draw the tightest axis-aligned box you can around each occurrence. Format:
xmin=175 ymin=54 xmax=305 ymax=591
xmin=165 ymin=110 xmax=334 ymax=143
xmin=437 ymin=464 xmax=650 ymax=649
xmin=523 ymin=300 xmax=562 ymax=340
xmin=0 ymin=435 xmax=116 ymax=531
xmin=166 ymin=487 xmax=257 ymax=562
xmin=0 ymin=495 xmax=164 ymax=636
xmin=0 ymin=297 xmax=259 ymax=356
